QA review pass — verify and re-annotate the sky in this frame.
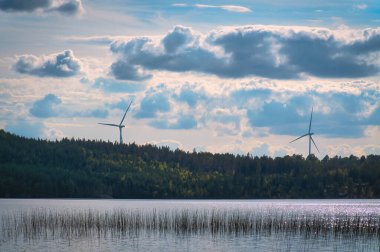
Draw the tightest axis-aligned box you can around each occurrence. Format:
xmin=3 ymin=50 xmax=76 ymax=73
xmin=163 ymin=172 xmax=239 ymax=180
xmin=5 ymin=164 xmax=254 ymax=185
xmin=0 ymin=0 xmax=380 ymax=158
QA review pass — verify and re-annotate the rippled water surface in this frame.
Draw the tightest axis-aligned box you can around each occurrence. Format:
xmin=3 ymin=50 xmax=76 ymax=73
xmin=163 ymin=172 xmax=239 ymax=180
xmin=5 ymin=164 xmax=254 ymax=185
xmin=1 ymin=199 xmax=379 ymax=251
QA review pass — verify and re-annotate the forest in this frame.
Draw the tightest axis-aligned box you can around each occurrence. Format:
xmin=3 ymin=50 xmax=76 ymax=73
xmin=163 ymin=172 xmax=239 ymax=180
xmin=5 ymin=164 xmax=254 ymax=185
xmin=0 ymin=129 xmax=379 ymax=199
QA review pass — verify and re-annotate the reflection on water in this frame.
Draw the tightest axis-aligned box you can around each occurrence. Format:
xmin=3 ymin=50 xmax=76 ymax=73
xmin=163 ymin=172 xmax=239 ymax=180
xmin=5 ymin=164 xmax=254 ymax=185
xmin=1 ymin=199 xmax=380 ymax=251
xmin=4 ymin=232 xmax=379 ymax=252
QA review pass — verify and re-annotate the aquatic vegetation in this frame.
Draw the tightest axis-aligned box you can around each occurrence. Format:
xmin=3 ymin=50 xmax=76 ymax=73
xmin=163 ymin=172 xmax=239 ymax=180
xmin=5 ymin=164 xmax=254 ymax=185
xmin=1 ymin=208 xmax=380 ymax=241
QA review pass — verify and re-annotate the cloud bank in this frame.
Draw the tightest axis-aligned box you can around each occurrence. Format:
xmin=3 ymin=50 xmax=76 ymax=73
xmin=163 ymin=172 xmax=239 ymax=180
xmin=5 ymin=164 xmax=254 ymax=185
xmin=109 ymin=25 xmax=380 ymax=80
xmin=14 ymin=50 xmax=82 ymax=78
xmin=127 ymin=81 xmax=380 ymax=138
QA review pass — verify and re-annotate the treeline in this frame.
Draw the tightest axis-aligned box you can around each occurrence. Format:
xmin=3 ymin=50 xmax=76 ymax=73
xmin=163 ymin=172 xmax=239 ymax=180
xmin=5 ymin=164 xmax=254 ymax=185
xmin=0 ymin=130 xmax=379 ymax=199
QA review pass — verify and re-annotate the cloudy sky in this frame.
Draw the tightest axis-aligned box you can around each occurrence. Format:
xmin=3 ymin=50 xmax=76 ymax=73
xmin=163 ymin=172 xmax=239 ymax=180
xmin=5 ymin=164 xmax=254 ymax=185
xmin=1 ymin=0 xmax=380 ymax=157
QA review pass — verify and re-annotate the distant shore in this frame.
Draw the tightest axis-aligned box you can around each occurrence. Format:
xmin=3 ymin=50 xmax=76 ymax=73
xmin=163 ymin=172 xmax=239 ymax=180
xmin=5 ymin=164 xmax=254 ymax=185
xmin=1 ymin=130 xmax=380 ymax=199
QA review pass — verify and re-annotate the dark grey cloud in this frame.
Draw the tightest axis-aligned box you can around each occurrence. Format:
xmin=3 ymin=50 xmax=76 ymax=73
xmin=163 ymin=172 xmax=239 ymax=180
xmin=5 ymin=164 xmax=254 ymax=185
xmin=30 ymin=93 xmax=61 ymax=118
xmin=110 ymin=60 xmax=152 ymax=81
xmin=0 ymin=0 xmax=49 ymax=12
xmin=346 ymin=31 xmax=380 ymax=54
xmin=162 ymin=26 xmax=195 ymax=54
xmin=49 ymin=0 xmax=82 ymax=15
xmin=14 ymin=50 xmax=81 ymax=78
xmin=210 ymin=28 xmax=298 ymax=79
xmin=110 ymin=26 xmax=380 ymax=79
xmin=93 ymin=78 xmax=146 ymax=93
xmin=30 ymin=94 xmax=108 ymax=119
xmin=110 ymin=30 xmax=224 ymax=79
xmin=0 ymin=0 xmax=82 ymax=15
xmin=279 ymin=32 xmax=378 ymax=78
xmin=109 ymin=39 xmax=152 ymax=80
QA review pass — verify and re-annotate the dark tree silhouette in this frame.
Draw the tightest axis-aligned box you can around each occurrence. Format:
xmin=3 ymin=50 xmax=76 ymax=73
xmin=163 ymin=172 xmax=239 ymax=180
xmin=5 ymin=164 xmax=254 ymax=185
xmin=0 ymin=130 xmax=379 ymax=199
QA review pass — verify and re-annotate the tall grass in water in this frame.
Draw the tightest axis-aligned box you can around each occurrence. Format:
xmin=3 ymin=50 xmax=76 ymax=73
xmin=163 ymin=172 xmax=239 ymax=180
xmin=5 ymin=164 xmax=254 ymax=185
xmin=1 ymin=208 xmax=379 ymax=240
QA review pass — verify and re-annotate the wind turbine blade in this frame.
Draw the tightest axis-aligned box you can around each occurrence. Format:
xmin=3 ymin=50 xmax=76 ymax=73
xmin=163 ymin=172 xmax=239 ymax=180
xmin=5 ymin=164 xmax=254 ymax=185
xmin=289 ymin=133 xmax=309 ymax=143
xmin=308 ymin=107 xmax=313 ymax=133
xmin=310 ymin=136 xmax=320 ymax=153
xmin=120 ymin=99 xmax=133 ymax=126
xmin=98 ymin=123 xmax=119 ymax=127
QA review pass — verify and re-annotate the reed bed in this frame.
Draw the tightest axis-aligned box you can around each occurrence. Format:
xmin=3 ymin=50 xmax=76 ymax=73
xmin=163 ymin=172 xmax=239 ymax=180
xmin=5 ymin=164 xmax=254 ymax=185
xmin=1 ymin=208 xmax=380 ymax=241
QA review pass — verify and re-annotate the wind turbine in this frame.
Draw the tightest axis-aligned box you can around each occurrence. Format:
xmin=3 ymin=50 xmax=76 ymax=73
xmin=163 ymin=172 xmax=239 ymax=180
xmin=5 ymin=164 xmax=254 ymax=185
xmin=98 ymin=99 xmax=133 ymax=144
xmin=289 ymin=107 xmax=320 ymax=156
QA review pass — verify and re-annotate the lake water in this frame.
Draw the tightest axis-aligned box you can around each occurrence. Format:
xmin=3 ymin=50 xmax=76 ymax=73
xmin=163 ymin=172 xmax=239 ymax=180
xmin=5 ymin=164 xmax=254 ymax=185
xmin=1 ymin=199 xmax=379 ymax=251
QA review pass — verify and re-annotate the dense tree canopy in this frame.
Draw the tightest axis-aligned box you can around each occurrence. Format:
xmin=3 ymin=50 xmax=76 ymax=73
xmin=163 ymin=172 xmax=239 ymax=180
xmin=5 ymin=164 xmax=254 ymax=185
xmin=0 ymin=130 xmax=379 ymax=198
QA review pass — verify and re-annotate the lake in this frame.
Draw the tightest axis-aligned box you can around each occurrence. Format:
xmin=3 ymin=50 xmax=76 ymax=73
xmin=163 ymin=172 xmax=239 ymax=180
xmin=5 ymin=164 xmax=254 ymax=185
xmin=1 ymin=199 xmax=379 ymax=251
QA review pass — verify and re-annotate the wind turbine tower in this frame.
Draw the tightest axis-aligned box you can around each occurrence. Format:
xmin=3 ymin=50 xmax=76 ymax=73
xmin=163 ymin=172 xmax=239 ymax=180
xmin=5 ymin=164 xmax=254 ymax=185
xmin=98 ymin=99 xmax=133 ymax=144
xmin=289 ymin=107 xmax=320 ymax=156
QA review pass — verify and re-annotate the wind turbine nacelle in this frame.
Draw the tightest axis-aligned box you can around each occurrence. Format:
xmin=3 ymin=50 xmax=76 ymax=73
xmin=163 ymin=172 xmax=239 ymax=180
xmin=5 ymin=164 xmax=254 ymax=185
xmin=120 ymin=125 xmax=126 ymax=128
xmin=309 ymin=132 xmax=314 ymax=136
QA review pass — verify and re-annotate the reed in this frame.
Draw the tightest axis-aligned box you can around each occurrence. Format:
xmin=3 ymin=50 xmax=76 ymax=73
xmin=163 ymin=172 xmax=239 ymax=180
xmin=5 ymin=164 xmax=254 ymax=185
xmin=1 ymin=208 xmax=379 ymax=241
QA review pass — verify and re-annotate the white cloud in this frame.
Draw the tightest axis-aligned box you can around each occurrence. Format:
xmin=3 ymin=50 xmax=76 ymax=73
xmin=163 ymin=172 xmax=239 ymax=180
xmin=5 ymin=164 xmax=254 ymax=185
xmin=354 ymin=4 xmax=368 ymax=10
xmin=172 ymin=3 xmax=251 ymax=13
xmin=194 ymin=4 xmax=252 ymax=13
xmin=149 ymin=139 xmax=183 ymax=150
xmin=44 ymin=127 xmax=65 ymax=140
xmin=363 ymin=145 xmax=380 ymax=155
xmin=172 ymin=3 xmax=187 ymax=7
